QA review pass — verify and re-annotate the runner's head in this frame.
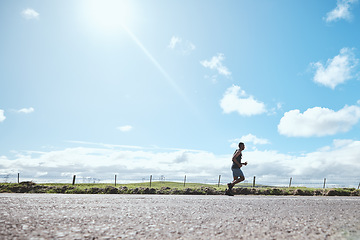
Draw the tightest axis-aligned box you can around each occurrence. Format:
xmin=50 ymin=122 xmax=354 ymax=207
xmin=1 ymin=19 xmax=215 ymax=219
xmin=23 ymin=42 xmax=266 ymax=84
xmin=239 ymin=142 xmax=245 ymax=150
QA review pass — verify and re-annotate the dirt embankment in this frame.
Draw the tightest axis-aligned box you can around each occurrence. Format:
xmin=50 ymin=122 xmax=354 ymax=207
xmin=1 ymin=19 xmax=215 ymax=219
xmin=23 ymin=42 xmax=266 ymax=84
xmin=1 ymin=182 xmax=359 ymax=196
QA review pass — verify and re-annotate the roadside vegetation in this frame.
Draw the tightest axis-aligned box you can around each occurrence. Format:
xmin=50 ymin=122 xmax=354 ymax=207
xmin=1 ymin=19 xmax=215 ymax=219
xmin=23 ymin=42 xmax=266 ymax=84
xmin=0 ymin=181 xmax=359 ymax=196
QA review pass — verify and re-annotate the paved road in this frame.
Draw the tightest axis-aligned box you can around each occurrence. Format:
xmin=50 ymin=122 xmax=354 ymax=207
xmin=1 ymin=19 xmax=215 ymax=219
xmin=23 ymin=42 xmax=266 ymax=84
xmin=1 ymin=194 xmax=360 ymax=239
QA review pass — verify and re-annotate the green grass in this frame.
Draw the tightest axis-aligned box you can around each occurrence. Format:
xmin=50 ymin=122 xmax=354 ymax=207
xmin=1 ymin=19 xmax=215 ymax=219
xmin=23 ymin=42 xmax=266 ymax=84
xmin=41 ymin=181 xmax=230 ymax=190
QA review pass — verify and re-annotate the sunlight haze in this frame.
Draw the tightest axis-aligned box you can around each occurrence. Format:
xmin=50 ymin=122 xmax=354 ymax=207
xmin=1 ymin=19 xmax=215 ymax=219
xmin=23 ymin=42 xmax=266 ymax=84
xmin=0 ymin=0 xmax=360 ymax=187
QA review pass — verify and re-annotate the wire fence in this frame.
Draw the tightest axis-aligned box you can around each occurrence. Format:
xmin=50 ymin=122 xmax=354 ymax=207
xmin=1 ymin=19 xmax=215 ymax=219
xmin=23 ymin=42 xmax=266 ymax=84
xmin=1 ymin=173 xmax=359 ymax=189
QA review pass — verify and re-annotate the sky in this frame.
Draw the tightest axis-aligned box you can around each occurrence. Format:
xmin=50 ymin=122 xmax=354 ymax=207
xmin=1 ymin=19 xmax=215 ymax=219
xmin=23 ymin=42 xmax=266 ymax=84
xmin=1 ymin=0 xmax=360 ymax=186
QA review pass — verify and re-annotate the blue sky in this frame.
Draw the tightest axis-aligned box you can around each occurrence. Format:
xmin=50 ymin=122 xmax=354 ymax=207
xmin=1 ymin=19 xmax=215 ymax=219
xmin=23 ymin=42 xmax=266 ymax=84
xmin=1 ymin=0 xmax=360 ymax=186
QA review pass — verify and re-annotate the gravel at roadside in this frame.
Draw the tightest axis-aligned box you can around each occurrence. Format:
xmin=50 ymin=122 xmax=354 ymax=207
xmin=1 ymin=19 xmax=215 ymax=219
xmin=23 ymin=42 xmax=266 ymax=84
xmin=1 ymin=194 xmax=359 ymax=239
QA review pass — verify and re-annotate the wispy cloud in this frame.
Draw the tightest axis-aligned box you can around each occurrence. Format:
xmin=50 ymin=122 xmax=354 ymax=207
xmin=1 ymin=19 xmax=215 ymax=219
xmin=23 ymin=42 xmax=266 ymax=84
xmin=311 ymin=48 xmax=359 ymax=89
xmin=220 ymin=85 xmax=266 ymax=116
xmin=117 ymin=125 xmax=133 ymax=132
xmin=168 ymin=36 xmax=181 ymax=49
xmin=200 ymin=53 xmax=231 ymax=77
xmin=21 ymin=8 xmax=39 ymax=20
xmin=278 ymin=104 xmax=360 ymax=137
xmin=269 ymin=102 xmax=284 ymax=115
xmin=168 ymin=36 xmax=195 ymax=55
xmin=324 ymin=0 xmax=358 ymax=22
xmin=17 ymin=107 xmax=35 ymax=114
xmin=66 ymin=140 xmax=143 ymax=150
xmin=0 ymin=109 xmax=5 ymax=122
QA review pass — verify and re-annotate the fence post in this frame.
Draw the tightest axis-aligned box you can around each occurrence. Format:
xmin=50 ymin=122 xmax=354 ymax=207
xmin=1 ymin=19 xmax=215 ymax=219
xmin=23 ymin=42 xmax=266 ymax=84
xmin=323 ymin=178 xmax=326 ymax=189
xmin=253 ymin=176 xmax=256 ymax=188
xmin=184 ymin=175 xmax=186 ymax=187
xmin=218 ymin=175 xmax=221 ymax=187
xmin=72 ymin=175 xmax=76 ymax=185
xmin=150 ymin=175 xmax=152 ymax=188
xmin=18 ymin=173 xmax=20 ymax=184
xmin=115 ymin=175 xmax=117 ymax=187
xmin=289 ymin=177 xmax=292 ymax=188
xmin=358 ymin=182 xmax=359 ymax=190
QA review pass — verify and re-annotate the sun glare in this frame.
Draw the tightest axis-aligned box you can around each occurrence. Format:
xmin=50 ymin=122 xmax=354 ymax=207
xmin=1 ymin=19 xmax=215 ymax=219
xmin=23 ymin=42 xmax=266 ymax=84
xmin=84 ymin=0 xmax=135 ymax=34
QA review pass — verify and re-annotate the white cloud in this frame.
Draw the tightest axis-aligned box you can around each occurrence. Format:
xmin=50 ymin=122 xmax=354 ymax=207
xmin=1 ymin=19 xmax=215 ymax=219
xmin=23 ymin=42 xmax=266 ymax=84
xmin=0 ymin=145 xmax=230 ymax=183
xmin=220 ymin=85 xmax=266 ymax=116
xmin=17 ymin=107 xmax=34 ymax=114
xmin=0 ymin=109 xmax=5 ymax=122
xmin=312 ymin=48 xmax=359 ymax=89
xmin=287 ymin=139 xmax=360 ymax=177
xmin=245 ymin=139 xmax=360 ymax=183
xmin=117 ymin=125 xmax=133 ymax=132
xmin=1 ymin=140 xmax=360 ymax=186
xmin=200 ymin=53 xmax=231 ymax=77
xmin=21 ymin=8 xmax=39 ymax=20
xmin=230 ymin=134 xmax=270 ymax=149
xmin=168 ymin=36 xmax=195 ymax=55
xmin=278 ymin=105 xmax=360 ymax=137
xmin=324 ymin=0 xmax=358 ymax=22
xmin=239 ymin=134 xmax=270 ymax=145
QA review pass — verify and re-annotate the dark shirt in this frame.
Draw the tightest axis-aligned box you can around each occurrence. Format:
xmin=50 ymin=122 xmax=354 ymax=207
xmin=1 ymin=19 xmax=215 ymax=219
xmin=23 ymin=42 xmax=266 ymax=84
xmin=231 ymin=149 xmax=242 ymax=169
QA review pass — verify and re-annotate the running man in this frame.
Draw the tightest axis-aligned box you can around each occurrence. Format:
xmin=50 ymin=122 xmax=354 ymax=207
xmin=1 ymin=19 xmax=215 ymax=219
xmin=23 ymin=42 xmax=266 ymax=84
xmin=226 ymin=142 xmax=247 ymax=196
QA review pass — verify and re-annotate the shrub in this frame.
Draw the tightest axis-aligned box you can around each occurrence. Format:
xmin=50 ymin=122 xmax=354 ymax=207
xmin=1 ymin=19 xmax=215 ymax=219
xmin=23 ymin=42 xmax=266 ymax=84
xmin=9 ymin=183 xmax=37 ymax=193
xmin=233 ymin=187 xmax=252 ymax=195
xmin=138 ymin=187 xmax=156 ymax=194
xmin=294 ymin=189 xmax=304 ymax=195
xmin=313 ymin=190 xmax=323 ymax=196
xmin=293 ymin=189 xmax=313 ymax=196
xmin=170 ymin=188 xmax=181 ymax=195
xmin=149 ymin=188 xmax=156 ymax=194
xmin=157 ymin=187 xmax=172 ymax=194
xmin=184 ymin=188 xmax=194 ymax=194
xmin=259 ymin=189 xmax=271 ymax=195
xmin=104 ymin=186 xmax=118 ymax=194
xmin=326 ymin=189 xmax=351 ymax=196
xmin=119 ymin=186 xmax=129 ymax=193
xmin=269 ymin=188 xmax=283 ymax=195
xmin=65 ymin=188 xmax=86 ymax=194
xmin=88 ymin=187 xmax=104 ymax=194
xmin=19 ymin=181 xmax=36 ymax=186
xmin=351 ymin=190 xmax=360 ymax=196
xmin=199 ymin=186 xmax=218 ymax=195
xmin=131 ymin=188 xmax=140 ymax=194
xmin=47 ymin=188 xmax=62 ymax=194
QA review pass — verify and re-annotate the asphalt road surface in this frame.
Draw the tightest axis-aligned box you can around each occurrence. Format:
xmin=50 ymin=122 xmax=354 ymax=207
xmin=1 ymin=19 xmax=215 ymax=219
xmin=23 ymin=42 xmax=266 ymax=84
xmin=1 ymin=194 xmax=360 ymax=239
